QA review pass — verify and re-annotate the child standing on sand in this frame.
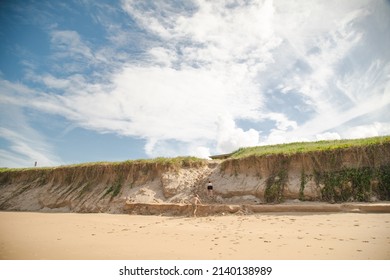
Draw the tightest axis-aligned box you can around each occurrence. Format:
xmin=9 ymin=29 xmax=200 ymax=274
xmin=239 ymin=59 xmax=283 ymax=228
xmin=191 ymin=194 xmax=202 ymax=217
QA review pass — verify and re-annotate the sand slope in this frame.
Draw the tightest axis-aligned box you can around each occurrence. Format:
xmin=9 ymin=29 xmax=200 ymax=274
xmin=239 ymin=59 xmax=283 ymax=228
xmin=0 ymin=212 xmax=389 ymax=260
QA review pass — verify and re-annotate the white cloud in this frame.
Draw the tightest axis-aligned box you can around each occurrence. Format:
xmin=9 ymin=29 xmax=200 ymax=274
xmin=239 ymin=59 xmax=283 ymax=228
xmin=279 ymin=20 xmax=365 ymax=115
xmin=191 ymin=146 xmax=211 ymax=159
xmin=143 ymin=139 xmax=212 ymax=159
xmin=340 ymin=122 xmax=390 ymax=139
xmin=316 ymin=132 xmax=341 ymax=141
xmin=148 ymin=47 xmax=177 ymax=67
xmin=0 ymin=87 xmax=62 ymax=167
xmin=0 ymin=149 xmax=33 ymax=168
xmin=122 ymin=0 xmax=282 ymax=73
xmin=8 ymin=64 xmax=261 ymax=146
xmin=50 ymin=30 xmax=94 ymax=60
xmin=0 ymin=111 xmax=61 ymax=167
xmin=288 ymin=60 xmax=390 ymax=139
xmin=216 ymin=115 xmax=260 ymax=154
xmin=263 ymin=113 xmax=298 ymax=131
xmin=2 ymin=0 xmax=390 ymax=166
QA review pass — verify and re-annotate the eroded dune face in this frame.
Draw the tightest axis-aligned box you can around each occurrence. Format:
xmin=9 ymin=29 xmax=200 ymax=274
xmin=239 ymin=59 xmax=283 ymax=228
xmin=1 ymin=142 xmax=390 ymax=214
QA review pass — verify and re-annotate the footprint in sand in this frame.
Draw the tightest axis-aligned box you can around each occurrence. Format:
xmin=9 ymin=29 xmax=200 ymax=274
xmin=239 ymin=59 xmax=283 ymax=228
xmin=329 ymin=248 xmax=334 ymax=250
xmin=362 ymin=240 xmax=369 ymax=243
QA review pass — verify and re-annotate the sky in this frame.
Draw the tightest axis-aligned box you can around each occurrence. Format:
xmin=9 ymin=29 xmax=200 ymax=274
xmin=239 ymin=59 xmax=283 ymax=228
xmin=0 ymin=0 xmax=390 ymax=167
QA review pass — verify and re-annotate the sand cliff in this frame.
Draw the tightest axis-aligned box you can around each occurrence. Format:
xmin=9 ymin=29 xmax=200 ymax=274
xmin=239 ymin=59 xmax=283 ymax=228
xmin=1 ymin=142 xmax=390 ymax=214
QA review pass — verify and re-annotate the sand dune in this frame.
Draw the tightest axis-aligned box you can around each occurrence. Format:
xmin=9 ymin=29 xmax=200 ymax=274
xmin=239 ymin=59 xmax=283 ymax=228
xmin=0 ymin=211 xmax=389 ymax=260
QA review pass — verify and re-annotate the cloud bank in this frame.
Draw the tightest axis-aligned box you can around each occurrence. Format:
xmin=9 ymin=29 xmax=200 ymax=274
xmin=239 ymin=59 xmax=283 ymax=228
xmin=1 ymin=0 xmax=389 ymax=166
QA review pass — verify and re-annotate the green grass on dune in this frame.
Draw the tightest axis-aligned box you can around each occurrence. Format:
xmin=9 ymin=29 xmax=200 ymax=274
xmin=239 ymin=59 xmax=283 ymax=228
xmin=0 ymin=156 xmax=207 ymax=173
xmin=1 ymin=136 xmax=389 ymax=172
xmin=62 ymin=156 xmax=206 ymax=167
xmin=229 ymin=136 xmax=390 ymax=159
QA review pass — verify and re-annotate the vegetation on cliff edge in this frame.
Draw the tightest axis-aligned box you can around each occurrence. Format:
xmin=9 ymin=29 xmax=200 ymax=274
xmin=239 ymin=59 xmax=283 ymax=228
xmin=1 ymin=136 xmax=389 ymax=173
xmin=230 ymin=136 xmax=390 ymax=159
xmin=0 ymin=156 xmax=207 ymax=173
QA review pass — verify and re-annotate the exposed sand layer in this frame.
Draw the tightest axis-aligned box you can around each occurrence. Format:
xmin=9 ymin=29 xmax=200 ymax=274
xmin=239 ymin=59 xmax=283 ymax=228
xmin=1 ymin=211 xmax=389 ymax=260
xmin=123 ymin=201 xmax=390 ymax=216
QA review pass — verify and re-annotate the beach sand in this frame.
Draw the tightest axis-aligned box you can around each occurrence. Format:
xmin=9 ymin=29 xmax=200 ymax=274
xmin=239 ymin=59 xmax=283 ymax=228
xmin=0 ymin=211 xmax=389 ymax=260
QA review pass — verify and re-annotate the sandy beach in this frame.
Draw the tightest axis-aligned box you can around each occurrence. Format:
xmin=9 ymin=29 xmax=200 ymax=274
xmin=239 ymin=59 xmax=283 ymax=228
xmin=0 ymin=211 xmax=389 ymax=260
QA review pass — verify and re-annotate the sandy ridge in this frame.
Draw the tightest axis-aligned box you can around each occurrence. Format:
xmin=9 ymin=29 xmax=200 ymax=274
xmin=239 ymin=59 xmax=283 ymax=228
xmin=123 ymin=201 xmax=390 ymax=216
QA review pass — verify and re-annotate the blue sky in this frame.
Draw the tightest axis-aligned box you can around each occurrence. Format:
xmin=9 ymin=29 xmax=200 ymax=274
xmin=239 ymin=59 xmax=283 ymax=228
xmin=1 ymin=0 xmax=390 ymax=167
